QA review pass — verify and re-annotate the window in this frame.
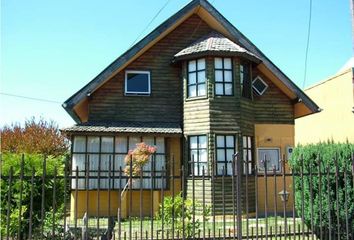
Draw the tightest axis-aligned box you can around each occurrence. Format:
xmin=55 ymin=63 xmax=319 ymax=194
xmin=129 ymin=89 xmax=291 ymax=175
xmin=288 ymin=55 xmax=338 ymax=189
xmin=215 ymin=58 xmax=233 ymax=95
xmin=71 ymin=136 xmax=166 ymax=189
xmin=188 ymin=59 xmax=206 ymax=97
xmin=216 ymin=135 xmax=235 ymax=175
xmin=240 ymin=63 xmax=252 ymax=99
xmin=189 ymin=135 xmax=207 ymax=176
xmin=242 ymin=136 xmax=253 ymax=174
xmin=257 ymin=148 xmax=281 ymax=173
xmin=252 ymin=76 xmax=268 ymax=95
xmin=125 ymin=71 xmax=151 ymax=95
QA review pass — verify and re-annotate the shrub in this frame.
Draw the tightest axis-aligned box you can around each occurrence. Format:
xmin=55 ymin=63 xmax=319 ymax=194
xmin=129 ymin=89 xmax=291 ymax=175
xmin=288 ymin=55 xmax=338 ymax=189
xmin=0 ymin=153 xmax=66 ymax=238
xmin=158 ymin=193 xmax=210 ymax=238
xmin=288 ymin=142 xmax=354 ymax=239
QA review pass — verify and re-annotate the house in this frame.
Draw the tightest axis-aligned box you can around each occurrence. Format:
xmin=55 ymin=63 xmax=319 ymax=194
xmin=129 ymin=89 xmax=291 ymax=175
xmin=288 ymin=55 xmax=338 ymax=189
xmin=296 ymin=58 xmax=354 ymax=144
xmin=62 ymin=0 xmax=319 ymax=219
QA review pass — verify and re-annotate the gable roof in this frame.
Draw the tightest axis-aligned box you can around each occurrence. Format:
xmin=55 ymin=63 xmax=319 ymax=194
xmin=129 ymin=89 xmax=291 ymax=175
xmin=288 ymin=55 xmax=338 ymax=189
xmin=174 ymin=31 xmax=260 ymax=63
xmin=63 ymin=0 xmax=319 ymax=122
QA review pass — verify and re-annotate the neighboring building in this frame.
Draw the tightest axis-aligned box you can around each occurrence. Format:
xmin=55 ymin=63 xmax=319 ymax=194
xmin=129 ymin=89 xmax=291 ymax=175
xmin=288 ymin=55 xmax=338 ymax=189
xmin=62 ymin=0 xmax=319 ymax=218
xmin=295 ymin=59 xmax=354 ymax=144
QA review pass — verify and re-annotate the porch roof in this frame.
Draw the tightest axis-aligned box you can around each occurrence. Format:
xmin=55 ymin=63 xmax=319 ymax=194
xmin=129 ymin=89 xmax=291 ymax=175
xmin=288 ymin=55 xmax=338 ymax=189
xmin=61 ymin=122 xmax=182 ymax=135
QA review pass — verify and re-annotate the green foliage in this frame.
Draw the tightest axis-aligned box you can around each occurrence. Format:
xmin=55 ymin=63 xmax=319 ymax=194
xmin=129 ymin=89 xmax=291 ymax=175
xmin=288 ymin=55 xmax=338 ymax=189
xmin=288 ymin=142 xmax=354 ymax=239
xmin=0 ymin=153 xmax=67 ymax=238
xmin=157 ymin=193 xmax=210 ymax=238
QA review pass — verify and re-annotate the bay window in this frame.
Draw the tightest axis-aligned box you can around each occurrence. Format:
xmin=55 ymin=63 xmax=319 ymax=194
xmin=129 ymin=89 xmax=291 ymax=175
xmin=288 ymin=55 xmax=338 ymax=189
xmin=216 ymin=135 xmax=235 ymax=175
xmin=214 ymin=58 xmax=233 ymax=96
xmin=187 ymin=58 xmax=206 ymax=97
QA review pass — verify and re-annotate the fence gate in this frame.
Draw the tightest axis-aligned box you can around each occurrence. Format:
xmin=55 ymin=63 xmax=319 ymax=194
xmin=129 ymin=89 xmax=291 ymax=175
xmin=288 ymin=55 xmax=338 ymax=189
xmin=1 ymin=153 xmax=354 ymax=239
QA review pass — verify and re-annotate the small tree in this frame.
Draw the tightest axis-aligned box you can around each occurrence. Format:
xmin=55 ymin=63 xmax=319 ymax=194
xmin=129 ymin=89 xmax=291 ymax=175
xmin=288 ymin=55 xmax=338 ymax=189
xmin=1 ymin=117 xmax=69 ymax=156
xmin=121 ymin=142 xmax=156 ymax=197
xmin=289 ymin=142 xmax=354 ymax=239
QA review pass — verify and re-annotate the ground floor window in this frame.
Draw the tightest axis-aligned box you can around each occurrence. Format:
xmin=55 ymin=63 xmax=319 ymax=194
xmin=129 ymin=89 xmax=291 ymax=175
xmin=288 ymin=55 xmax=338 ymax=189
xmin=243 ymin=136 xmax=253 ymax=174
xmin=216 ymin=135 xmax=235 ymax=175
xmin=189 ymin=135 xmax=207 ymax=176
xmin=71 ymin=135 xmax=166 ymax=190
xmin=257 ymin=148 xmax=281 ymax=173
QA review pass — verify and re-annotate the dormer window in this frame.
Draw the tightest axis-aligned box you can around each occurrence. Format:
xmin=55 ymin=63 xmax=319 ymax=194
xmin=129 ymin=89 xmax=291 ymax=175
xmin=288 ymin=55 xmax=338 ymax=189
xmin=125 ymin=70 xmax=151 ymax=95
xmin=214 ymin=57 xmax=233 ymax=96
xmin=187 ymin=59 xmax=206 ymax=98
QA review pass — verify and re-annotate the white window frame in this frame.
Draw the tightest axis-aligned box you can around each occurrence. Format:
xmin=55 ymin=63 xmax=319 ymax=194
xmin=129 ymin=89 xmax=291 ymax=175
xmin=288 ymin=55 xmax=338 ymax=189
xmin=257 ymin=147 xmax=281 ymax=173
xmin=252 ymin=76 xmax=268 ymax=96
xmin=125 ymin=70 xmax=151 ymax=95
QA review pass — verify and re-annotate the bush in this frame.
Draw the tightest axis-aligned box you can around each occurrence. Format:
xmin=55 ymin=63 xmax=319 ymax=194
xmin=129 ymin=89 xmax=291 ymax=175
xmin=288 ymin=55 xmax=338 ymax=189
xmin=157 ymin=193 xmax=210 ymax=238
xmin=288 ymin=142 xmax=354 ymax=239
xmin=0 ymin=153 xmax=67 ymax=238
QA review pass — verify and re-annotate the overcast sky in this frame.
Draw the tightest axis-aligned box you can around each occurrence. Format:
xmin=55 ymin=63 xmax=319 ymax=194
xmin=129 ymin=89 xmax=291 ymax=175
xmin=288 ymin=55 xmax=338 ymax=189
xmin=1 ymin=0 xmax=352 ymax=128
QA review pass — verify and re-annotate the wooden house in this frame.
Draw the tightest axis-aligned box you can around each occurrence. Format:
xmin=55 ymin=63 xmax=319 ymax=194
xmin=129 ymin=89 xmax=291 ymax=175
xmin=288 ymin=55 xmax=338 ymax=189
xmin=62 ymin=0 xmax=319 ymax=218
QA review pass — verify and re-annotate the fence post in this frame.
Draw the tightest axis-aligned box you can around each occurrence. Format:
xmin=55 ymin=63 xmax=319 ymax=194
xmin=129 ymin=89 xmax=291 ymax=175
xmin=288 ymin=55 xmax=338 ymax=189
xmin=233 ymin=153 xmax=242 ymax=240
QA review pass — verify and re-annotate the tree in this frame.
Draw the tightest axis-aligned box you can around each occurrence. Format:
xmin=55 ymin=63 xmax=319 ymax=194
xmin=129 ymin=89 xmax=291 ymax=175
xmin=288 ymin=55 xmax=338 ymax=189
xmin=289 ymin=142 xmax=354 ymax=240
xmin=1 ymin=117 xmax=69 ymax=156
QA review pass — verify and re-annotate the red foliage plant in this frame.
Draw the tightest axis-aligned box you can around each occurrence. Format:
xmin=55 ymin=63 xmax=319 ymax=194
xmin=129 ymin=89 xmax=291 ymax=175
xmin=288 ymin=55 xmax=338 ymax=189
xmin=0 ymin=117 xmax=69 ymax=156
xmin=124 ymin=142 xmax=157 ymax=177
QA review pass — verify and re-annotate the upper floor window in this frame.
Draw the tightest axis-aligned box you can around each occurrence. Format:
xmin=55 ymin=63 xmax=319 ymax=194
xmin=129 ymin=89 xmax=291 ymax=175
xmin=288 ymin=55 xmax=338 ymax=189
xmin=214 ymin=58 xmax=233 ymax=95
xmin=125 ymin=70 xmax=151 ymax=95
xmin=188 ymin=59 xmax=206 ymax=98
xmin=240 ymin=64 xmax=252 ymax=99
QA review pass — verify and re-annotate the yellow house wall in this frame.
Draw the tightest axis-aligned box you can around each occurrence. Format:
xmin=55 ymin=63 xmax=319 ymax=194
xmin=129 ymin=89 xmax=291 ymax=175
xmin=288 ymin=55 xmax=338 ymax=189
xmin=70 ymin=137 xmax=182 ymax=219
xmin=255 ymin=124 xmax=295 ymax=214
xmin=295 ymin=69 xmax=354 ymax=144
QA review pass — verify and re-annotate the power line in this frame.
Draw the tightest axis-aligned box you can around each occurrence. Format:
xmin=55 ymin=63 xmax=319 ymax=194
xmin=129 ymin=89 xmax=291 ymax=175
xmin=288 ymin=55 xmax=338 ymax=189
xmin=0 ymin=92 xmax=62 ymax=104
xmin=130 ymin=0 xmax=172 ymax=47
xmin=302 ymin=0 xmax=313 ymax=89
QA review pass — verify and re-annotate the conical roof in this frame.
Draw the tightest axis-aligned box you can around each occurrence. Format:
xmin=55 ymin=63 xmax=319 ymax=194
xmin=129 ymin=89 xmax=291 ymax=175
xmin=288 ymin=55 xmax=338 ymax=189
xmin=174 ymin=32 xmax=260 ymax=62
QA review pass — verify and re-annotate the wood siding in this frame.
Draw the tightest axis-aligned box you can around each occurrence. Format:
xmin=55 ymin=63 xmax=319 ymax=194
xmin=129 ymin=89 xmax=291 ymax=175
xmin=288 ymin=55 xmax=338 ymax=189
xmin=89 ymin=15 xmax=214 ymax=123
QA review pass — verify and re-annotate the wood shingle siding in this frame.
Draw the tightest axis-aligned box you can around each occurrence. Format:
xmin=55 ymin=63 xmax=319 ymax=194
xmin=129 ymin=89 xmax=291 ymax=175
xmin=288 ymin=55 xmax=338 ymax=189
xmin=89 ymin=15 xmax=214 ymax=124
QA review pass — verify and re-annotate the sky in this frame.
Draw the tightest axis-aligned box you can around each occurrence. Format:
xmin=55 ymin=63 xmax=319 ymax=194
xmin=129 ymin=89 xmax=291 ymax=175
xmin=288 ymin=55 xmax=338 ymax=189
xmin=1 ymin=0 xmax=352 ymax=128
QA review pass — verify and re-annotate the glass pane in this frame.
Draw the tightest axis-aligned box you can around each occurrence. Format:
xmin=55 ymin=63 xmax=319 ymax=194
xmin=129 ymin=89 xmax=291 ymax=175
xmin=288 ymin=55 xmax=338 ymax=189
xmin=126 ymin=72 xmax=149 ymax=93
xmin=243 ymin=136 xmax=247 ymax=147
xmin=227 ymin=162 xmax=233 ymax=175
xmin=87 ymin=137 xmax=99 ymax=152
xmin=225 ymin=83 xmax=233 ymax=95
xmin=190 ymin=150 xmax=198 ymax=163
xmin=198 ymin=83 xmax=206 ymax=96
xmin=214 ymin=58 xmax=223 ymax=69
xmin=155 ymin=137 xmax=165 ymax=153
xmin=198 ymin=136 xmax=207 ymax=148
xmin=101 ymin=137 xmax=113 ymax=152
xmin=197 ymin=58 xmax=206 ymax=70
xmin=224 ymin=58 xmax=232 ymax=69
xmin=88 ymin=154 xmax=99 ymax=189
xmin=216 ymin=136 xmax=225 ymax=148
xmin=199 ymin=149 xmax=207 ymax=162
xmin=248 ymin=137 xmax=252 ymax=146
xmin=188 ymin=60 xmax=196 ymax=72
xmin=224 ymin=71 xmax=232 ymax=82
xmin=189 ymin=73 xmax=196 ymax=84
xmin=215 ymin=83 xmax=224 ymax=95
xmin=226 ymin=149 xmax=234 ymax=161
xmin=72 ymin=154 xmax=85 ymax=171
xmin=226 ymin=136 xmax=234 ymax=147
xmin=215 ymin=70 xmax=223 ymax=82
xmin=73 ymin=136 xmax=86 ymax=152
xmin=114 ymin=154 xmax=125 ymax=170
xmin=143 ymin=137 xmax=154 ymax=147
xmin=115 ymin=137 xmax=127 ymax=153
xmin=248 ymin=150 xmax=252 ymax=161
xmin=217 ymin=149 xmax=225 ymax=162
xmin=129 ymin=137 xmax=140 ymax=150
xmin=240 ymin=65 xmax=244 ymax=83
xmin=188 ymin=85 xmax=197 ymax=97
xmin=197 ymin=71 xmax=205 ymax=83
xmin=190 ymin=136 xmax=198 ymax=149
xmin=243 ymin=149 xmax=248 ymax=161
xmin=217 ymin=164 xmax=226 ymax=175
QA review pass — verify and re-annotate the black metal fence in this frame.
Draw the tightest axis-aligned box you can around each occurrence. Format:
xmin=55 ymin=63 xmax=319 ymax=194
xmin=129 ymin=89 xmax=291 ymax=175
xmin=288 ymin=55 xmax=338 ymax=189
xmin=1 ymin=153 xmax=354 ymax=240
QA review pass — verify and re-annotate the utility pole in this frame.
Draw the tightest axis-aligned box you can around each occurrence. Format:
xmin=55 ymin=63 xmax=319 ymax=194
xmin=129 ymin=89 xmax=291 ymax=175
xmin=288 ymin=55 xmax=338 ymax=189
xmin=351 ymin=0 xmax=354 ymax=54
